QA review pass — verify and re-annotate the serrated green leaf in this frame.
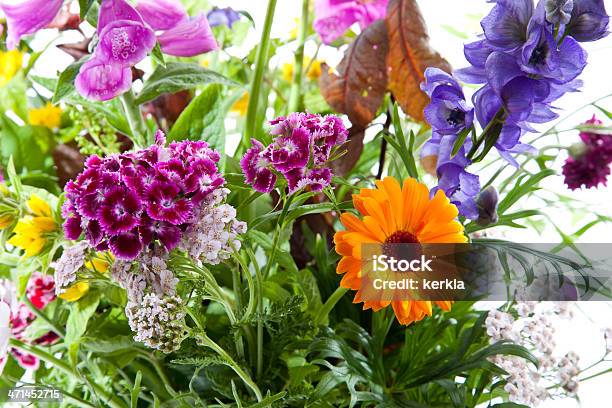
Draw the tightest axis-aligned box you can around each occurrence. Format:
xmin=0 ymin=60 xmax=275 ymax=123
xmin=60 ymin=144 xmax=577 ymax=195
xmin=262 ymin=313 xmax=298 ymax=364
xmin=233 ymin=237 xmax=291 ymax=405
xmin=53 ymin=58 xmax=88 ymax=104
xmin=135 ymin=62 xmax=239 ymax=104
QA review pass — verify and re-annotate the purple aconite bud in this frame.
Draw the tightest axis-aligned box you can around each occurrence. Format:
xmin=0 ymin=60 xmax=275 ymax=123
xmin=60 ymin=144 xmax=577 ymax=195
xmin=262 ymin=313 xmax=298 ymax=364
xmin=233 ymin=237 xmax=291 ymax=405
xmin=476 ymin=186 xmax=499 ymax=227
xmin=545 ymin=0 xmax=574 ymax=24
xmin=207 ymin=6 xmax=241 ymax=28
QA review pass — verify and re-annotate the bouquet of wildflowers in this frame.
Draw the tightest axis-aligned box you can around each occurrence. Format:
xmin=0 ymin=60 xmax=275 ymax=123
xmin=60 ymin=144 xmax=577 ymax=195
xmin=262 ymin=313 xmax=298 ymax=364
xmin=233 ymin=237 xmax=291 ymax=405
xmin=1 ymin=0 xmax=611 ymax=407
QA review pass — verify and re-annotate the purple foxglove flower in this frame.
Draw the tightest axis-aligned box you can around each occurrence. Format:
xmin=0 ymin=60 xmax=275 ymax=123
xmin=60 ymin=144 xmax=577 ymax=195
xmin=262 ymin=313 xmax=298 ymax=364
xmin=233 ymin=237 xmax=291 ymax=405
xmin=98 ymin=187 xmax=142 ymax=235
xmin=313 ymin=0 xmax=388 ymax=45
xmin=75 ymin=57 xmax=132 ymax=101
xmin=422 ymin=68 xmax=474 ymax=136
xmin=207 ymin=7 xmax=241 ymax=28
xmin=97 ymin=19 xmax=156 ymax=67
xmin=109 ymin=229 xmax=143 ymax=260
xmin=157 ymin=14 xmax=218 ymax=57
xmin=0 ymin=0 xmax=63 ymax=49
xmin=566 ymin=0 xmax=609 ymax=42
xmin=98 ymin=0 xmax=145 ymax=31
xmin=241 ymin=139 xmax=277 ymax=193
xmin=270 ymin=127 xmax=312 ymax=173
xmin=136 ymin=0 xmax=187 ymax=31
xmin=545 ymin=0 xmax=574 ymax=24
xmin=146 ymin=181 xmax=193 ymax=225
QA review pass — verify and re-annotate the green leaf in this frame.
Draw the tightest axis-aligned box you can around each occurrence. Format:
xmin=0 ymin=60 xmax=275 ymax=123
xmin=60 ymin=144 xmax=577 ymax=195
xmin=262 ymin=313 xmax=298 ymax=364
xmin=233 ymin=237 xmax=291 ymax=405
xmin=167 ymin=84 xmax=225 ymax=154
xmin=151 ymin=42 xmax=166 ymax=67
xmin=497 ymin=169 xmax=555 ymax=215
xmin=79 ymin=0 xmax=97 ymax=19
xmin=81 ymin=335 xmax=136 ymax=354
xmin=135 ymin=62 xmax=239 ymax=104
xmin=451 ymin=127 xmax=471 ymax=157
xmin=131 ymin=371 xmax=142 ymax=408
xmin=53 ymin=58 xmax=88 ymax=104
xmin=65 ymin=291 xmax=101 ymax=346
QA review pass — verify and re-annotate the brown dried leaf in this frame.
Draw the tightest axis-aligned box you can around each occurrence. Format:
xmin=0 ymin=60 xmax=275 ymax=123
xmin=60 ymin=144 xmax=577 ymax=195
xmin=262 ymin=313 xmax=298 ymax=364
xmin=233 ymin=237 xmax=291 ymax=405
xmin=319 ymin=20 xmax=389 ymax=128
xmin=330 ymin=126 xmax=366 ymax=177
xmin=386 ymin=0 xmax=451 ymax=121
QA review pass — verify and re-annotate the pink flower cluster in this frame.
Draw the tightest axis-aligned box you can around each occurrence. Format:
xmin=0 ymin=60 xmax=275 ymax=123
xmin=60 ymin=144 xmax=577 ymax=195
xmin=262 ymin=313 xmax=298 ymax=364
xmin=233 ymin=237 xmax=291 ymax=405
xmin=241 ymin=113 xmax=348 ymax=194
xmin=2 ymin=273 xmax=59 ymax=371
xmin=62 ymin=131 xmax=224 ymax=260
xmin=562 ymin=116 xmax=612 ymax=190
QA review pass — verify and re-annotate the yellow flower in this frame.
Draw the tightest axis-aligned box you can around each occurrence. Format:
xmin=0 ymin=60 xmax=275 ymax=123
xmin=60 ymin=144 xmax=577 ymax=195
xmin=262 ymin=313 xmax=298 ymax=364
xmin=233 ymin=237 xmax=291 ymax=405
xmin=200 ymin=58 xmax=210 ymax=68
xmin=27 ymin=194 xmax=52 ymax=217
xmin=333 ymin=177 xmax=467 ymax=326
xmin=230 ymin=92 xmax=249 ymax=116
xmin=0 ymin=214 xmax=13 ymax=230
xmin=8 ymin=216 xmax=56 ymax=257
xmin=59 ymin=282 xmax=90 ymax=302
xmin=289 ymin=18 xmax=300 ymax=40
xmin=29 ymin=102 xmax=63 ymax=129
xmin=7 ymin=195 xmax=56 ymax=257
xmin=0 ymin=49 xmax=23 ymax=87
xmin=306 ymin=59 xmax=322 ymax=80
xmin=282 ymin=63 xmax=294 ymax=82
xmin=85 ymin=252 xmax=113 ymax=273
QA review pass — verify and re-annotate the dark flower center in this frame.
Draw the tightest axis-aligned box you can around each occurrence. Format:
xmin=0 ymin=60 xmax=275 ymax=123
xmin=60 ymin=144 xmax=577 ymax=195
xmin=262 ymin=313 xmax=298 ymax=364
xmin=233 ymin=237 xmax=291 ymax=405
xmin=383 ymin=230 xmax=421 ymax=261
xmin=529 ymin=45 xmax=548 ymax=66
xmin=447 ymin=108 xmax=465 ymax=126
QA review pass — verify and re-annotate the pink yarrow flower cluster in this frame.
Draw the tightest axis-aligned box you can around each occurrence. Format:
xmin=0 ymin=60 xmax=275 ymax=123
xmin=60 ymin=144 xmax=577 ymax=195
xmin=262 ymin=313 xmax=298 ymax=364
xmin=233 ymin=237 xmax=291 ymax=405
xmin=62 ymin=130 xmax=224 ymax=261
xmin=241 ymin=113 xmax=348 ymax=194
xmin=0 ymin=273 xmax=59 ymax=372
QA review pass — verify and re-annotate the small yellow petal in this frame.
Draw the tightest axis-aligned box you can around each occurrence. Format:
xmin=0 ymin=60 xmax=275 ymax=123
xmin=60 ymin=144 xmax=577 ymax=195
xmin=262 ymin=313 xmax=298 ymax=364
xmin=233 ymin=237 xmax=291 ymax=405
xmin=59 ymin=282 xmax=90 ymax=302
xmin=28 ymin=102 xmax=63 ymax=129
xmin=28 ymin=195 xmax=52 ymax=217
xmin=32 ymin=217 xmax=57 ymax=233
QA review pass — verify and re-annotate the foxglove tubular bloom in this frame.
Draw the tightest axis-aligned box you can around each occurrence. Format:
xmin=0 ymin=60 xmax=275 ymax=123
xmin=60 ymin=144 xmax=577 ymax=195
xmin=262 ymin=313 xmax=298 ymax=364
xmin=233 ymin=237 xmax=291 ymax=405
xmin=136 ymin=0 xmax=187 ymax=31
xmin=98 ymin=0 xmax=145 ymax=31
xmin=0 ymin=0 xmax=63 ymax=49
xmin=207 ymin=6 xmax=241 ymax=28
xmin=566 ymin=0 xmax=609 ymax=42
xmin=158 ymin=14 xmax=218 ymax=57
xmin=75 ymin=57 xmax=132 ymax=101
xmin=313 ymin=0 xmax=388 ymax=44
xmin=97 ymin=20 xmax=156 ymax=67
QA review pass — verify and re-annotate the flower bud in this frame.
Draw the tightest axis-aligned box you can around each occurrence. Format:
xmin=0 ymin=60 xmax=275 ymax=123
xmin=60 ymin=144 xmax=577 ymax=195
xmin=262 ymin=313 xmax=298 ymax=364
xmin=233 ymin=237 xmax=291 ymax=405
xmin=545 ymin=0 xmax=574 ymax=25
xmin=476 ymin=186 xmax=499 ymax=226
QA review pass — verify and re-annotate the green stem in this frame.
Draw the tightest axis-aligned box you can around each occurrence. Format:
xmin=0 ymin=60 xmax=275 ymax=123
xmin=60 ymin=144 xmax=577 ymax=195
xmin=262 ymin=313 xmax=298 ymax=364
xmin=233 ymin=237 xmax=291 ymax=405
xmin=246 ymin=247 xmax=265 ymax=381
xmin=120 ymin=90 xmax=148 ymax=148
xmin=242 ymin=0 xmax=278 ymax=152
xmin=288 ymin=0 xmax=310 ymax=113
xmin=578 ymin=367 xmax=612 ymax=382
xmin=467 ymin=109 xmax=504 ymax=161
xmin=197 ymin=332 xmax=263 ymax=402
xmin=315 ymin=286 xmax=349 ymax=326
xmin=8 ymin=339 xmax=126 ymax=408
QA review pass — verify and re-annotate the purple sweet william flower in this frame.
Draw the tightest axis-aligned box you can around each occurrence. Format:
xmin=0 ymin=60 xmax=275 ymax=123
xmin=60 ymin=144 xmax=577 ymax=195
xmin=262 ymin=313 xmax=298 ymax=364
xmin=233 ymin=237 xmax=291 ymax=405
xmin=74 ymin=57 xmax=132 ymax=101
xmin=0 ymin=0 xmax=63 ymax=49
xmin=136 ymin=0 xmax=187 ymax=31
xmin=207 ymin=7 xmax=241 ymax=28
xmin=62 ymin=130 xmax=225 ymax=260
xmin=241 ymin=113 xmax=347 ymax=194
xmin=313 ymin=0 xmax=388 ymax=44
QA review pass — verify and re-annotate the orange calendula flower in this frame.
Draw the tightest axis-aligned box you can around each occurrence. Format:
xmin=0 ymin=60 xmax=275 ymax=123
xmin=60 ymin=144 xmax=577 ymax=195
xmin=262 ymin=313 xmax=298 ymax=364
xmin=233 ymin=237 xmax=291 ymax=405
xmin=333 ymin=177 xmax=467 ymax=325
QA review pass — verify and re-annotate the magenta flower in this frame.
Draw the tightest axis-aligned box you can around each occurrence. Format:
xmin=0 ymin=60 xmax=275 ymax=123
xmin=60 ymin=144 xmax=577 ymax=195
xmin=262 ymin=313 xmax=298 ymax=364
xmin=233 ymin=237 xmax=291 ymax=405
xmin=313 ymin=0 xmax=388 ymax=44
xmin=241 ymin=113 xmax=347 ymax=194
xmin=97 ymin=20 xmax=156 ymax=67
xmin=61 ymin=131 xmax=225 ymax=260
xmin=136 ymin=0 xmax=187 ymax=31
xmin=241 ymin=139 xmax=278 ymax=194
xmin=0 ymin=0 xmax=63 ymax=49
xmin=157 ymin=14 xmax=218 ymax=57
xmin=74 ymin=57 xmax=132 ymax=101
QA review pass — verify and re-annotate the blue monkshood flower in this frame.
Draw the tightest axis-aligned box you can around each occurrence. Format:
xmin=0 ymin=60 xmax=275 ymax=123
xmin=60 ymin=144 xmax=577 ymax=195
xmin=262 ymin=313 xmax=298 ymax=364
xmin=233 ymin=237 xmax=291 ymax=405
xmin=421 ymin=68 xmax=475 ymax=136
xmin=422 ymin=133 xmax=480 ymax=219
xmin=545 ymin=0 xmax=574 ymax=24
xmin=207 ymin=7 xmax=241 ymax=28
xmin=565 ymin=0 xmax=609 ymax=42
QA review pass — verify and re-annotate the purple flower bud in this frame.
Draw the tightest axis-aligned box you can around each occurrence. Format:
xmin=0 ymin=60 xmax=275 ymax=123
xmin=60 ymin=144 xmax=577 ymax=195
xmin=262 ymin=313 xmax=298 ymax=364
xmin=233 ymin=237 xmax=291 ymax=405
xmin=75 ymin=57 xmax=132 ymax=101
xmin=545 ymin=0 xmax=574 ymax=24
xmin=136 ymin=0 xmax=187 ymax=30
xmin=158 ymin=14 xmax=218 ymax=57
xmin=207 ymin=7 xmax=241 ymax=28
xmin=476 ymin=186 xmax=499 ymax=226
xmin=0 ymin=0 xmax=63 ymax=49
